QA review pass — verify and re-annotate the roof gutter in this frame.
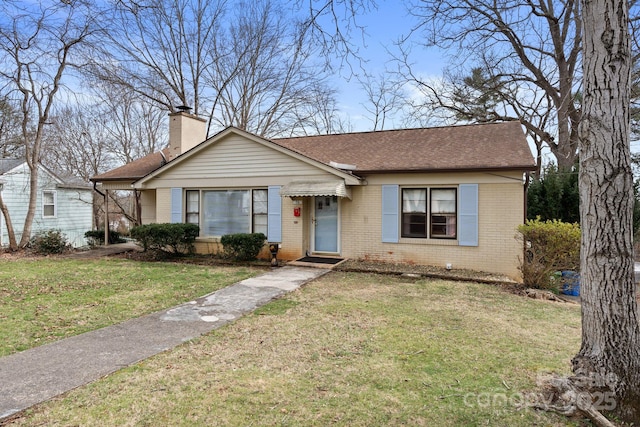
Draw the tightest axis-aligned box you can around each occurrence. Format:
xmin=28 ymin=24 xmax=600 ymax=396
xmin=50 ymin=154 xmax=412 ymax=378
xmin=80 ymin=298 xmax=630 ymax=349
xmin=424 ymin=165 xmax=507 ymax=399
xmin=92 ymin=180 xmax=105 ymax=199
xmin=352 ymin=166 xmax=538 ymax=175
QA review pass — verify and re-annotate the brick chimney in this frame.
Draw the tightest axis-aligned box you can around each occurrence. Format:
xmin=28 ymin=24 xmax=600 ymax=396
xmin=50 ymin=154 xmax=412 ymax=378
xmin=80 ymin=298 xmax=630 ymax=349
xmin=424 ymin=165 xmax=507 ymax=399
xmin=168 ymin=107 xmax=207 ymax=160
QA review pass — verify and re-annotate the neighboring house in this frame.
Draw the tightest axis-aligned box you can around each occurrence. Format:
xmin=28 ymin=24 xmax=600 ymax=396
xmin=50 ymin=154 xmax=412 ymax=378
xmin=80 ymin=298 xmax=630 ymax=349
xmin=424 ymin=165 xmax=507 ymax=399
xmin=0 ymin=160 xmax=93 ymax=247
xmin=91 ymin=112 xmax=536 ymax=280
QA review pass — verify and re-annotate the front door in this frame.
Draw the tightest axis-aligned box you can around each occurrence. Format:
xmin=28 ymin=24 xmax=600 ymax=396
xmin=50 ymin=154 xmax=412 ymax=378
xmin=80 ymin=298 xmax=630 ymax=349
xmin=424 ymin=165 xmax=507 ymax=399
xmin=313 ymin=196 xmax=338 ymax=253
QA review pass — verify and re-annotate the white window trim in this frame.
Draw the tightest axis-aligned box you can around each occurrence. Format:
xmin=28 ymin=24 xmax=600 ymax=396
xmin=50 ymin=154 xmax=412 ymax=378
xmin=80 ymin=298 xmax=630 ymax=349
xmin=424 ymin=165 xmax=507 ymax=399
xmin=43 ymin=190 xmax=57 ymax=218
xmin=401 ymin=186 xmax=458 ymax=240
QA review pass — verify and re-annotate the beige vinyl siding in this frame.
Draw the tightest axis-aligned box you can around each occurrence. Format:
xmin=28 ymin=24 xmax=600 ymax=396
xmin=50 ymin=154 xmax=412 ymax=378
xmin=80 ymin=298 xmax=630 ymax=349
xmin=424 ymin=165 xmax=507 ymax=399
xmin=147 ymin=134 xmax=335 ymax=186
xmin=140 ymin=190 xmax=156 ymax=225
xmin=155 ymin=188 xmax=172 ymax=223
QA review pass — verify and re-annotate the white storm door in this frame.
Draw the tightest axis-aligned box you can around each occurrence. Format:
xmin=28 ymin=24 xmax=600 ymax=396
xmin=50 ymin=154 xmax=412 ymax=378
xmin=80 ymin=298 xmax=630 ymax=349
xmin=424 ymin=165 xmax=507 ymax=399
xmin=313 ymin=196 xmax=339 ymax=253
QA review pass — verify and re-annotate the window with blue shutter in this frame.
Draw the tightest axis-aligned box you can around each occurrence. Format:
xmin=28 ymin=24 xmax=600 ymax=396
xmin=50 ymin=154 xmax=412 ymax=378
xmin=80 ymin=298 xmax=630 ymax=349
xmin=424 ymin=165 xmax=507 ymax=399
xmin=458 ymin=184 xmax=479 ymax=246
xmin=267 ymin=186 xmax=282 ymax=242
xmin=381 ymin=185 xmax=399 ymax=243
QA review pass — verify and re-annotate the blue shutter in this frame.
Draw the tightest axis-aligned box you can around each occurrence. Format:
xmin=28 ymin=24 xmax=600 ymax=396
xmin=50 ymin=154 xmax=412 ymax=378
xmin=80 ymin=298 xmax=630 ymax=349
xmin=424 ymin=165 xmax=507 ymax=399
xmin=170 ymin=188 xmax=182 ymax=223
xmin=381 ymin=185 xmax=399 ymax=243
xmin=267 ymin=186 xmax=282 ymax=242
xmin=458 ymin=184 xmax=478 ymax=246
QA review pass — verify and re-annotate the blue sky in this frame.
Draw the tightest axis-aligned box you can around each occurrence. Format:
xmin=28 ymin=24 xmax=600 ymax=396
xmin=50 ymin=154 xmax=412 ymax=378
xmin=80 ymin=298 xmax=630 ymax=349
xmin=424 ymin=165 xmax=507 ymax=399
xmin=325 ymin=1 xmax=448 ymax=131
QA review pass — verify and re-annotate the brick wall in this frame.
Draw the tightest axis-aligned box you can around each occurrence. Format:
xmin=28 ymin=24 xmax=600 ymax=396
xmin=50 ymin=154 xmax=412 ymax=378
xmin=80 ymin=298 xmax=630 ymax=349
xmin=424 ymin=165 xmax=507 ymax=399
xmin=340 ymin=179 xmax=525 ymax=280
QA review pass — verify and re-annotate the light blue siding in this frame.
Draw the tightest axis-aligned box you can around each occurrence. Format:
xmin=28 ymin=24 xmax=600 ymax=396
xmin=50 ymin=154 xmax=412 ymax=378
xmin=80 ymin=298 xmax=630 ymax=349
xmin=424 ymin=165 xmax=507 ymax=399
xmin=0 ymin=164 xmax=93 ymax=247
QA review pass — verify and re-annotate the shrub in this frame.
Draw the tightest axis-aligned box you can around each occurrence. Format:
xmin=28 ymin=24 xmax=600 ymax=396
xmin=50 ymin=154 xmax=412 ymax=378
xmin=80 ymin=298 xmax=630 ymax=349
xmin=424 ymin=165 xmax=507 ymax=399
xmin=84 ymin=229 xmax=126 ymax=246
xmin=517 ymin=218 xmax=580 ymax=291
xmin=130 ymin=223 xmax=199 ymax=255
xmin=220 ymin=233 xmax=266 ymax=261
xmin=30 ymin=229 xmax=70 ymax=255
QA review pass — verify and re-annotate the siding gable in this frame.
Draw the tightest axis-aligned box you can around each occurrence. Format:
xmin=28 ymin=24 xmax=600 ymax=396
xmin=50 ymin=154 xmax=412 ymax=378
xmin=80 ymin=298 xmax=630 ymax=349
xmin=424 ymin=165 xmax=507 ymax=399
xmin=154 ymin=134 xmax=334 ymax=182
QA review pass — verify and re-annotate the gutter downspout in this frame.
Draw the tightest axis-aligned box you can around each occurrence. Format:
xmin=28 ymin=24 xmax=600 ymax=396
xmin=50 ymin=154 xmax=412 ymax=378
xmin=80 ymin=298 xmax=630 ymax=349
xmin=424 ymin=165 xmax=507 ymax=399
xmin=92 ymin=181 xmax=109 ymax=246
xmin=524 ymin=171 xmax=530 ymax=223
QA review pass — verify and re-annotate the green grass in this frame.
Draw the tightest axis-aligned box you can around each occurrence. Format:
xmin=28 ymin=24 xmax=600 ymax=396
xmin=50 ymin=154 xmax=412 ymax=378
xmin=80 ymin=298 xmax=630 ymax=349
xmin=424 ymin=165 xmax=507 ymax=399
xmin=8 ymin=270 xmax=583 ymax=426
xmin=0 ymin=258 xmax=258 ymax=356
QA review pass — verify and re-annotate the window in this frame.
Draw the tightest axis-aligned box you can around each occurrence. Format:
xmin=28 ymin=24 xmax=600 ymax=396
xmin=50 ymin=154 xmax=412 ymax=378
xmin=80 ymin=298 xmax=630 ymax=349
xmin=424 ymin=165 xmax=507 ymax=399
xmin=43 ymin=191 xmax=56 ymax=218
xmin=402 ymin=189 xmax=427 ymax=238
xmin=401 ymin=187 xmax=457 ymax=239
xmin=430 ymin=188 xmax=457 ymax=238
xmin=200 ymin=189 xmax=267 ymax=237
xmin=186 ymin=190 xmax=199 ymax=225
xmin=252 ymin=189 xmax=268 ymax=235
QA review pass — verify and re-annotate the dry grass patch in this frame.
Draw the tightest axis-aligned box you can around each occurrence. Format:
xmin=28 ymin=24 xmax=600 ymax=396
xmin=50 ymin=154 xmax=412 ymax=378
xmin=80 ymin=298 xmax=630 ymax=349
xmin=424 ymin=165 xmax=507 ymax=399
xmin=9 ymin=272 xmax=583 ymax=426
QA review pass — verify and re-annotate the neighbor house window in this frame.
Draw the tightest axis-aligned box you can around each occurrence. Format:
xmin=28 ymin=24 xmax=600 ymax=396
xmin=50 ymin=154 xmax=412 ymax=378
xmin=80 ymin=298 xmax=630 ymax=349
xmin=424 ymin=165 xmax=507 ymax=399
xmin=430 ymin=188 xmax=457 ymax=238
xmin=43 ymin=191 xmax=56 ymax=218
xmin=201 ymin=189 xmax=267 ymax=237
xmin=186 ymin=190 xmax=199 ymax=225
xmin=401 ymin=187 xmax=457 ymax=239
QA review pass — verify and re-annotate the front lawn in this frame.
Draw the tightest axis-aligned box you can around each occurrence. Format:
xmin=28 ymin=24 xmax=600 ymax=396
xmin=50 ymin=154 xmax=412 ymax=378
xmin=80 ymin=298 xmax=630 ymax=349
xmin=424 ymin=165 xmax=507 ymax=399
xmin=8 ymin=269 xmax=583 ymax=426
xmin=0 ymin=258 xmax=259 ymax=356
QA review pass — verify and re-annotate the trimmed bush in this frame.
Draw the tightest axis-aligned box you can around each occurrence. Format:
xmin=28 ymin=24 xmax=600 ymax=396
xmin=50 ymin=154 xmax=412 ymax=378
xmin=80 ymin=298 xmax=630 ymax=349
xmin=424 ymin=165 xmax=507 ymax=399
xmin=130 ymin=223 xmax=199 ymax=255
xmin=30 ymin=229 xmax=70 ymax=255
xmin=220 ymin=233 xmax=267 ymax=261
xmin=84 ymin=229 xmax=126 ymax=246
xmin=517 ymin=218 xmax=580 ymax=291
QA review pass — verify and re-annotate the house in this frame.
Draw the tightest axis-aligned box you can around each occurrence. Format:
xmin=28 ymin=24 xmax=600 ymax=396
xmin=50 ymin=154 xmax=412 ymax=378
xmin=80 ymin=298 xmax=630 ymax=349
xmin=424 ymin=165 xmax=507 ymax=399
xmin=0 ymin=160 xmax=94 ymax=248
xmin=91 ymin=112 xmax=536 ymax=280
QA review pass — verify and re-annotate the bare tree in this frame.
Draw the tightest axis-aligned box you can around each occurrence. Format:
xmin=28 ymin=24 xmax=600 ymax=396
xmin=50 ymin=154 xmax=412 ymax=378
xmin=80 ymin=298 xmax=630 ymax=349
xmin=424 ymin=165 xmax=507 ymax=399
xmin=358 ymin=72 xmax=405 ymax=131
xmin=290 ymin=82 xmax=351 ymax=135
xmin=0 ymin=0 xmax=96 ymax=248
xmin=43 ymin=104 xmax=113 ymax=228
xmin=44 ymin=88 xmax=167 ymax=228
xmin=45 ymin=105 xmax=111 ymax=182
xmin=293 ymin=0 xmax=374 ymax=73
xmin=0 ymin=96 xmax=23 ymax=158
xmin=91 ymin=0 xmax=226 ymax=115
xmin=98 ymin=88 xmax=167 ymax=164
xmin=570 ymin=0 xmax=640 ymax=422
xmin=205 ymin=0 xmax=338 ymax=138
xmin=402 ymin=0 xmax=582 ymax=170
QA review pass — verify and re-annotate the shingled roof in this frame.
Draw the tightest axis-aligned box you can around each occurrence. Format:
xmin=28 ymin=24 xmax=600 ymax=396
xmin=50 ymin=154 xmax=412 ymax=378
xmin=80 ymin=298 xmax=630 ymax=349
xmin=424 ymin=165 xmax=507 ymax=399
xmin=0 ymin=158 xmax=24 ymax=174
xmin=91 ymin=122 xmax=535 ymax=183
xmin=272 ymin=121 xmax=535 ymax=173
xmin=91 ymin=148 xmax=169 ymax=182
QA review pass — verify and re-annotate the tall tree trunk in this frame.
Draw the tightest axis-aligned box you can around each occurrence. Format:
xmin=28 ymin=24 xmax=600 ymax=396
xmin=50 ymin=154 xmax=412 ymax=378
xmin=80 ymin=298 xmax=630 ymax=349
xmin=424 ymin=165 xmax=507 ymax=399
xmin=18 ymin=164 xmax=39 ymax=248
xmin=574 ymin=0 xmax=640 ymax=422
xmin=0 ymin=192 xmax=18 ymax=251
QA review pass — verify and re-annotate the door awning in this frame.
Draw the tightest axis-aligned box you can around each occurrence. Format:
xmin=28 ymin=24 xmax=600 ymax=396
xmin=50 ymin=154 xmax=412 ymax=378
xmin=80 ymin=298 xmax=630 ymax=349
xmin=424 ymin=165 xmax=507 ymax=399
xmin=280 ymin=180 xmax=352 ymax=199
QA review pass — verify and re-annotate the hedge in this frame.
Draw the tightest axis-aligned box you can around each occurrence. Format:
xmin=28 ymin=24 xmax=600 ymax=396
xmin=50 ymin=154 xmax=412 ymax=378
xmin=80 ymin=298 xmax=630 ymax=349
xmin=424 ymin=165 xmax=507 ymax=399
xmin=130 ymin=223 xmax=199 ymax=255
xmin=220 ymin=233 xmax=267 ymax=261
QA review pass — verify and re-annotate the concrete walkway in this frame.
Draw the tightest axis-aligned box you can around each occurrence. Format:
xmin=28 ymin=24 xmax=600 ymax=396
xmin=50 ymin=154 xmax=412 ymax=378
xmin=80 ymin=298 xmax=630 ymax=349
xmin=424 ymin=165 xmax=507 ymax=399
xmin=0 ymin=266 xmax=329 ymax=422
